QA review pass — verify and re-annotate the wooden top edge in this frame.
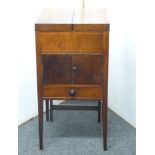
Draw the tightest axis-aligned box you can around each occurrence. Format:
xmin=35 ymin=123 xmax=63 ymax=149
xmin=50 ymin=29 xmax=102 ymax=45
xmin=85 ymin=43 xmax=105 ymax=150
xmin=35 ymin=24 xmax=110 ymax=31
xmin=35 ymin=8 xmax=110 ymax=31
xmin=73 ymin=9 xmax=109 ymax=24
xmin=35 ymin=8 xmax=74 ymax=24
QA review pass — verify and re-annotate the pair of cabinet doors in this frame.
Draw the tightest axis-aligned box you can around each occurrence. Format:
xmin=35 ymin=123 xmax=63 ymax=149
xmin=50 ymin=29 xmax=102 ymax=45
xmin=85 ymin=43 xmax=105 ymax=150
xmin=42 ymin=54 xmax=103 ymax=85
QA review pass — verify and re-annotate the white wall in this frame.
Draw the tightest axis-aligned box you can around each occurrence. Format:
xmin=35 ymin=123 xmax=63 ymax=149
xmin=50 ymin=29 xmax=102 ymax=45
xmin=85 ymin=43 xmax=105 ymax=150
xmin=108 ymin=2 xmax=136 ymax=127
xmin=108 ymin=8 xmax=136 ymax=127
xmin=18 ymin=0 xmax=136 ymax=127
xmin=18 ymin=0 xmax=46 ymax=125
xmin=84 ymin=0 xmax=136 ymax=127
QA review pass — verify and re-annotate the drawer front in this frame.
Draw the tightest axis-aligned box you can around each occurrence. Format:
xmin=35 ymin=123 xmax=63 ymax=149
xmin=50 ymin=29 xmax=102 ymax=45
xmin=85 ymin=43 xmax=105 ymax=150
xmin=41 ymin=32 xmax=102 ymax=53
xmin=43 ymin=85 xmax=103 ymax=99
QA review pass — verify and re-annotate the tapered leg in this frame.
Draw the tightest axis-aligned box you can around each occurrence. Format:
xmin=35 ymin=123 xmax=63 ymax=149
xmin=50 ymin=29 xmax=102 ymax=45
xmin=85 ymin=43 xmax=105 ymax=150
xmin=50 ymin=100 xmax=53 ymax=122
xmin=101 ymin=100 xmax=108 ymax=151
xmin=45 ymin=100 xmax=49 ymax=121
xmin=98 ymin=100 xmax=101 ymax=122
xmin=38 ymin=99 xmax=43 ymax=150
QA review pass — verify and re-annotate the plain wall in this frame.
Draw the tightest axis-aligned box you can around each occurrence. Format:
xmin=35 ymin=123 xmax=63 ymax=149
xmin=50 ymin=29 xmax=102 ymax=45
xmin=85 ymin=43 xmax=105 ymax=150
xmin=90 ymin=1 xmax=136 ymax=127
xmin=18 ymin=0 xmax=136 ymax=127
xmin=108 ymin=2 xmax=136 ymax=127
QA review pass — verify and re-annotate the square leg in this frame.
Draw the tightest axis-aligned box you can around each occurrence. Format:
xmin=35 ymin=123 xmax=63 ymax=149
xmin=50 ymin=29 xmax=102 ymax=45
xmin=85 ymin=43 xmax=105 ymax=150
xmin=45 ymin=100 xmax=49 ymax=121
xmin=50 ymin=100 xmax=53 ymax=122
xmin=101 ymin=100 xmax=108 ymax=151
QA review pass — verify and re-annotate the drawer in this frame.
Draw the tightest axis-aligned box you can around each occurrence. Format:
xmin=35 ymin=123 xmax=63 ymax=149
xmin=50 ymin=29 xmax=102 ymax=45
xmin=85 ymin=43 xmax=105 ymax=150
xmin=43 ymin=85 xmax=103 ymax=99
xmin=40 ymin=32 xmax=103 ymax=53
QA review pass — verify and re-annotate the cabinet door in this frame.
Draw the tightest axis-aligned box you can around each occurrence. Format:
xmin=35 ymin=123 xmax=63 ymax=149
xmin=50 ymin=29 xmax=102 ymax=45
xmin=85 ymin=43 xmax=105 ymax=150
xmin=42 ymin=55 xmax=72 ymax=84
xmin=72 ymin=55 xmax=102 ymax=84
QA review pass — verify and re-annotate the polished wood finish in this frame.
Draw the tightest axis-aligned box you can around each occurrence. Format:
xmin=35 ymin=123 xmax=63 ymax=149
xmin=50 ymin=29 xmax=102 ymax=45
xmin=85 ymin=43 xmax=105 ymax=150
xmin=73 ymin=9 xmax=109 ymax=31
xmin=35 ymin=9 xmax=109 ymax=32
xmin=35 ymin=29 xmax=44 ymax=150
xmin=40 ymin=32 xmax=102 ymax=52
xmin=42 ymin=55 xmax=72 ymax=84
xmin=42 ymin=54 xmax=102 ymax=85
xmin=72 ymin=54 xmax=102 ymax=84
xmin=102 ymin=31 xmax=109 ymax=151
xmin=43 ymin=85 xmax=102 ymax=99
xmin=35 ymin=9 xmax=74 ymax=32
xmin=35 ymin=9 xmax=110 ymax=151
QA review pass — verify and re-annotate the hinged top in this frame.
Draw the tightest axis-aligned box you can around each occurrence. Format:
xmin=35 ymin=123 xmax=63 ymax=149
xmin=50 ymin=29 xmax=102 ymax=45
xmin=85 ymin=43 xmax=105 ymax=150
xmin=35 ymin=8 xmax=109 ymax=32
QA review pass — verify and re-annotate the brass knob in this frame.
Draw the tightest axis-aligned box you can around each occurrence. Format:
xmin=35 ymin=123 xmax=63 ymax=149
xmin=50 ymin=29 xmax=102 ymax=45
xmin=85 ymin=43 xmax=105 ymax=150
xmin=69 ymin=89 xmax=76 ymax=97
xmin=73 ymin=66 xmax=77 ymax=71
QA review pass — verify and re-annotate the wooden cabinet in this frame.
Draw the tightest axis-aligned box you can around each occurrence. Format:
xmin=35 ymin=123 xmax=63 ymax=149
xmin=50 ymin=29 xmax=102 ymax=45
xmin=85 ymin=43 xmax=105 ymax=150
xmin=35 ymin=9 xmax=110 ymax=151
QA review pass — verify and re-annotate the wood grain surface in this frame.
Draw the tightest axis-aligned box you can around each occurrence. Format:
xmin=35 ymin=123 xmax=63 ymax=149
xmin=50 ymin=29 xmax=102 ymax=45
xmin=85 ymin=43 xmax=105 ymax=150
xmin=35 ymin=9 xmax=109 ymax=31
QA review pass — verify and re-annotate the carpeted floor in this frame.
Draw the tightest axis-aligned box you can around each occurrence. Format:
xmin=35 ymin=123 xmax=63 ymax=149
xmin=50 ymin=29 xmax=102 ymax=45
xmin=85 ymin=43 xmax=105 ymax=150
xmin=18 ymin=100 xmax=136 ymax=155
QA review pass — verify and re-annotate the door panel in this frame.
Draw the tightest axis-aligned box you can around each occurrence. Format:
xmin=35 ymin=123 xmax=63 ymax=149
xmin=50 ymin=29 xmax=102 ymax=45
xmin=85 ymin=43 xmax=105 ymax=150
xmin=72 ymin=55 xmax=102 ymax=84
xmin=42 ymin=54 xmax=72 ymax=84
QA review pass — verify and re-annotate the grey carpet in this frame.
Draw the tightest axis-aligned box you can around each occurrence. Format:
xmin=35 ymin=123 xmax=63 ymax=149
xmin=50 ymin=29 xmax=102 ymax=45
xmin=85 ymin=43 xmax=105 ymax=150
xmin=18 ymin=100 xmax=136 ymax=155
